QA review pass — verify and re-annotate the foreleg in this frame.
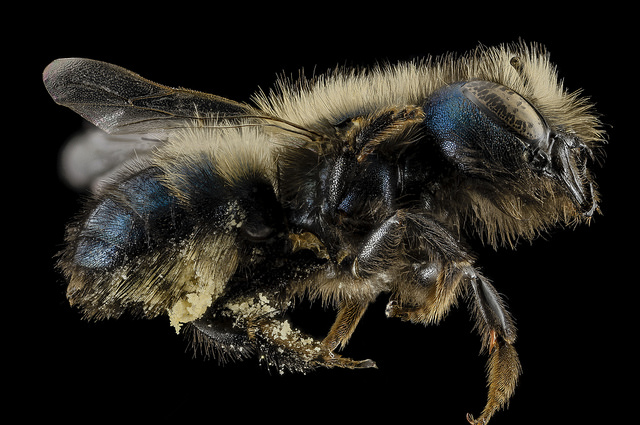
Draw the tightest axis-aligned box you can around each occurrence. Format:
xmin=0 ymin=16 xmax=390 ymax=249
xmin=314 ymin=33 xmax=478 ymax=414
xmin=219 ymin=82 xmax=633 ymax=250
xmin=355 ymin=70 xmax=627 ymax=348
xmin=384 ymin=212 xmax=473 ymax=325
xmin=370 ymin=212 xmax=521 ymax=424
xmin=466 ymin=271 xmax=521 ymax=425
xmin=388 ymin=259 xmax=521 ymax=425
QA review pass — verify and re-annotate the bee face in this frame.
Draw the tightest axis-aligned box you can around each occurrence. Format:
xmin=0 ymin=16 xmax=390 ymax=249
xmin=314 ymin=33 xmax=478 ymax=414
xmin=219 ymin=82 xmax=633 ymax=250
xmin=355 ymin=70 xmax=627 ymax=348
xmin=423 ymin=79 xmax=599 ymax=218
xmin=461 ymin=78 xmax=599 ymax=216
xmin=45 ymin=41 xmax=605 ymax=424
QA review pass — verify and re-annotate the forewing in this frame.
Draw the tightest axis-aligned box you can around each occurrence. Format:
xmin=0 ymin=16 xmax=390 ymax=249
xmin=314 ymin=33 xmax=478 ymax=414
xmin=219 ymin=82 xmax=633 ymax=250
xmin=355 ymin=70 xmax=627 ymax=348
xmin=43 ymin=58 xmax=255 ymax=140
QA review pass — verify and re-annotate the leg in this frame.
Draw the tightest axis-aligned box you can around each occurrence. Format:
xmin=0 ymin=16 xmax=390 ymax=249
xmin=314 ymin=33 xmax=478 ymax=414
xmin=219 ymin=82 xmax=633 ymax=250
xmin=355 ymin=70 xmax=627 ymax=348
xmin=364 ymin=212 xmax=520 ymax=424
xmin=316 ymin=210 xmax=475 ymax=364
xmin=380 ymin=211 xmax=474 ymax=325
xmin=386 ymin=260 xmax=469 ymax=325
xmin=466 ymin=272 xmax=521 ymax=425
xmin=322 ymin=298 xmax=370 ymax=352
xmin=191 ymin=288 xmax=376 ymax=373
xmin=388 ymin=262 xmax=521 ymax=424
xmin=466 ymin=339 xmax=521 ymax=425
xmin=316 ymin=213 xmax=406 ymax=352
xmin=467 ymin=269 xmax=516 ymax=350
xmin=251 ymin=315 xmax=377 ymax=371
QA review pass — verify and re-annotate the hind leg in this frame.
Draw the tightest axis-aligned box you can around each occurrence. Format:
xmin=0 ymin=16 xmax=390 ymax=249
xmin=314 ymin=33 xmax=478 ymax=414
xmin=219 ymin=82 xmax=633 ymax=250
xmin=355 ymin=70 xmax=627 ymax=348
xmin=191 ymin=289 xmax=376 ymax=373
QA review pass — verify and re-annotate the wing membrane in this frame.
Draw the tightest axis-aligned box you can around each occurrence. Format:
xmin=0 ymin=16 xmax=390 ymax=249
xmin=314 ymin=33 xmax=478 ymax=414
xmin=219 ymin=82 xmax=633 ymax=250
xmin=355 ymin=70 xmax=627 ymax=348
xmin=43 ymin=58 xmax=255 ymax=139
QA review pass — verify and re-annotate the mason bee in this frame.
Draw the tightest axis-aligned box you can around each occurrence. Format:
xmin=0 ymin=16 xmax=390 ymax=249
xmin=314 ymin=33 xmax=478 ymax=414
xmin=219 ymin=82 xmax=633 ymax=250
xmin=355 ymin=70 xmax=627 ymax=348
xmin=44 ymin=41 xmax=605 ymax=424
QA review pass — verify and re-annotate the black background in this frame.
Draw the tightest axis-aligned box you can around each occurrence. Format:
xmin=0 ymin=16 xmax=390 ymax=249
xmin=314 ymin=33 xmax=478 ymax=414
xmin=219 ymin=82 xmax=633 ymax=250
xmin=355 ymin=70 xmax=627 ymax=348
xmin=15 ymin=6 xmax=630 ymax=424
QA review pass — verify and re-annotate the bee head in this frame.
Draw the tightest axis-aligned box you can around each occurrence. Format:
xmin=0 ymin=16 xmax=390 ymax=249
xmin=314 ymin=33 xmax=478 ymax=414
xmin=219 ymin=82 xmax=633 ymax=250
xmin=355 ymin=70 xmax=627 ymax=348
xmin=423 ymin=80 xmax=600 ymax=217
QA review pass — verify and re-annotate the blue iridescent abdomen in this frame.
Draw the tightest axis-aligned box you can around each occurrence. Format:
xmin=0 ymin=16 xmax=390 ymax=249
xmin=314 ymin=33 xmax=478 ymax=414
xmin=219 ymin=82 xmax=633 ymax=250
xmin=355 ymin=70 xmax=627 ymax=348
xmin=73 ymin=167 xmax=183 ymax=269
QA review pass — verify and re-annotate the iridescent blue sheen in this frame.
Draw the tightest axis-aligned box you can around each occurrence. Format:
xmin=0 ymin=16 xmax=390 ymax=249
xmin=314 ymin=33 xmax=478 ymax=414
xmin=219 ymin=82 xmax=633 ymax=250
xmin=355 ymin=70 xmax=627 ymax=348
xmin=119 ymin=170 xmax=173 ymax=216
xmin=422 ymin=82 xmax=520 ymax=170
xmin=74 ymin=168 xmax=178 ymax=269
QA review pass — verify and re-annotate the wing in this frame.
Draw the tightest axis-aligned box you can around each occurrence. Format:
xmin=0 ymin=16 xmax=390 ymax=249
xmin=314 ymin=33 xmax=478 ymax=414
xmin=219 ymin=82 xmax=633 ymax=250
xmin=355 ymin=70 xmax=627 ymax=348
xmin=45 ymin=58 xmax=260 ymax=190
xmin=58 ymin=125 xmax=160 ymax=191
xmin=43 ymin=57 xmax=256 ymax=140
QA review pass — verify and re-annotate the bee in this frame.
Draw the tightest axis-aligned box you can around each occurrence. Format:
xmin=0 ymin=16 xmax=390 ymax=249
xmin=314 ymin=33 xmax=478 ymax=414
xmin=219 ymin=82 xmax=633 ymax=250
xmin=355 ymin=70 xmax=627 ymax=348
xmin=44 ymin=41 xmax=605 ymax=424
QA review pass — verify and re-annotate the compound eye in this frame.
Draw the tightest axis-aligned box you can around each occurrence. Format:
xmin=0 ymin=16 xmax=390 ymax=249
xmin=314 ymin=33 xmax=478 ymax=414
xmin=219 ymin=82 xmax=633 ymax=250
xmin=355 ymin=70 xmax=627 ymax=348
xmin=461 ymin=80 xmax=549 ymax=143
